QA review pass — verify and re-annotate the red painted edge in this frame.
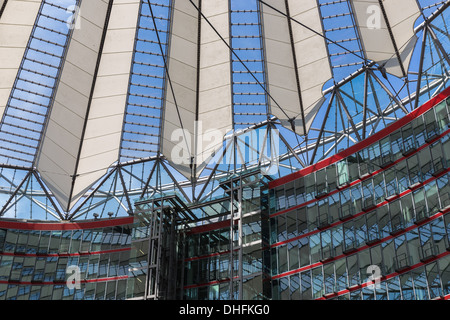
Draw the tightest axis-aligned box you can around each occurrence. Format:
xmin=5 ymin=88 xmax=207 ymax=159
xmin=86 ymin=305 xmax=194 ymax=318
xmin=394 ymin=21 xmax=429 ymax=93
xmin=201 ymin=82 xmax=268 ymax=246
xmin=0 ymin=247 xmax=130 ymax=258
xmin=269 ymin=86 xmax=450 ymax=189
xmin=187 ymin=219 xmax=238 ymax=235
xmin=0 ymin=275 xmax=128 ymax=286
xmin=0 ymin=216 xmax=134 ymax=231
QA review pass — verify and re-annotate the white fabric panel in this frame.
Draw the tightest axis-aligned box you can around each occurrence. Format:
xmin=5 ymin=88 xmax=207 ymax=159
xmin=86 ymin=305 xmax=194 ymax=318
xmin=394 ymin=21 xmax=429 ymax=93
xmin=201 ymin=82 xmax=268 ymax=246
xmin=161 ymin=0 xmax=199 ymax=178
xmin=162 ymin=0 xmax=232 ymax=180
xmin=196 ymin=0 xmax=232 ymax=174
xmin=350 ymin=0 xmax=420 ymax=77
xmin=288 ymin=0 xmax=332 ymax=132
xmin=0 ymin=0 xmax=42 ymax=120
xmin=73 ymin=0 xmax=140 ymax=209
xmin=261 ymin=0 xmax=331 ymax=134
xmin=37 ymin=0 xmax=110 ymax=211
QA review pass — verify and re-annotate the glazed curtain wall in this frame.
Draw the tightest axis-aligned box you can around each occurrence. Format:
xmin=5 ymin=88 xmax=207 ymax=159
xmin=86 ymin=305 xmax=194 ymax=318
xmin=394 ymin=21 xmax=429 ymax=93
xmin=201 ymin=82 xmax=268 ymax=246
xmin=268 ymin=89 xmax=450 ymax=300
xmin=0 ymin=217 xmax=133 ymax=300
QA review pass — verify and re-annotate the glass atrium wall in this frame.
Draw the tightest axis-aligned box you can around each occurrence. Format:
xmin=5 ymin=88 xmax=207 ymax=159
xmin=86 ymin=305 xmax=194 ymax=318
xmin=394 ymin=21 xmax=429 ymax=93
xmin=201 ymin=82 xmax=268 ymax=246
xmin=268 ymin=92 xmax=450 ymax=300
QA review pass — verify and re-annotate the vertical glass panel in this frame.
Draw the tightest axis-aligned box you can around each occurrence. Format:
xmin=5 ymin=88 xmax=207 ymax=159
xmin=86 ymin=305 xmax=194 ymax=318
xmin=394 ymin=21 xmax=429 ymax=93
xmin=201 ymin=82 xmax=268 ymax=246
xmin=328 ymin=193 xmax=340 ymax=223
xmin=300 ymin=270 xmax=312 ymax=300
xmin=354 ymin=215 xmax=366 ymax=248
xmin=389 ymin=200 xmax=403 ymax=233
xmin=321 ymin=229 xmax=333 ymax=260
xmin=373 ymin=174 xmax=385 ymax=204
xmin=290 ymin=273 xmax=300 ymax=300
xmin=424 ymin=108 xmax=439 ymax=141
xmin=343 ymin=221 xmax=356 ymax=252
xmin=357 ymin=148 xmax=372 ymax=177
xmin=323 ymin=263 xmax=335 ymax=295
xmin=358 ymin=250 xmax=371 ymax=285
xmin=346 ymin=254 xmax=360 ymax=287
xmin=279 ymin=277 xmax=289 ymax=300
xmin=277 ymin=214 xmax=286 ymax=242
xmin=380 ymin=137 xmax=392 ymax=166
xmin=437 ymin=173 xmax=450 ymax=209
xmin=304 ymin=174 xmax=316 ymax=201
xmin=367 ymin=142 xmax=381 ymax=169
xmin=312 ymin=266 xmax=324 ymax=299
xmin=426 ymin=262 xmax=442 ymax=299
xmin=285 ymin=182 xmax=295 ymax=208
xmin=395 ymin=235 xmax=409 ymax=270
xmin=366 ymin=210 xmax=380 ymax=243
xmin=339 ymin=188 xmax=353 ymax=219
xmin=384 ymin=167 xmax=398 ymax=198
xmin=434 ymin=101 xmax=449 ymax=133
xmin=378 ymin=205 xmax=391 ymax=237
xmin=386 ymin=276 xmax=401 ymax=300
xmin=332 ymin=226 xmax=344 ymax=256
xmin=362 ymin=179 xmax=374 ymax=210
xmin=418 ymin=147 xmax=433 ymax=180
xmin=382 ymin=239 xmax=396 ymax=274
xmin=431 ymin=217 xmax=447 ymax=253
xmin=430 ymin=141 xmax=446 ymax=174
xmin=440 ymin=255 xmax=450 ymax=296
xmin=400 ymin=272 xmax=415 ymax=300
xmin=337 ymin=159 xmax=349 ymax=186
xmin=401 ymin=123 xmax=415 ymax=154
xmin=327 ymin=164 xmax=337 ymax=193
xmin=318 ymin=198 xmax=329 ymax=228
xmin=276 ymin=186 xmax=286 ymax=212
xmin=288 ymin=240 xmax=299 ymax=271
xmin=406 ymin=229 xmax=421 ymax=265
xmin=401 ymin=193 xmax=414 ymax=227
xmin=316 ymin=169 xmax=327 ymax=196
xmin=396 ymin=160 xmax=409 ymax=193
xmin=299 ymin=237 xmax=310 ymax=267
xmin=307 ymin=203 xmax=318 ymax=231
xmin=279 ymin=245 xmax=288 ymax=274
xmin=351 ymin=184 xmax=362 ymax=214
xmin=297 ymin=207 xmax=307 ymax=235
xmin=310 ymin=233 xmax=321 ymax=264
xmin=390 ymin=131 xmax=403 ymax=161
xmin=286 ymin=210 xmax=297 ymax=239
xmin=412 ymin=116 xmax=426 ymax=147
xmin=295 ymin=178 xmax=305 ymax=205
xmin=413 ymin=188 xmax=428 ymax=222
xmin=407 ymin=155 xmax=421 ymax=186
xmin=335 ymin=259 xmax=347 ymax=291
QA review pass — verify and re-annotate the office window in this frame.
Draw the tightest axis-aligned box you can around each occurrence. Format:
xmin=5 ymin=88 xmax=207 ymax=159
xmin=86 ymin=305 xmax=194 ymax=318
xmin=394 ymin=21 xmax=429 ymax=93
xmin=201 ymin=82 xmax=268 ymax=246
xmin=430 ymin=141 xmax=446 ymax=175
xmin=396 ymin=161 xmax=409 ymax=193
xmin=384 ymin=167 xmax=398 ymax=198
xmin=390 ymin=131 xmax=403 ymax=161
xmin=434 ymin=101 xmax=449 ymax=133
xmin=407 ymin=155 xmax=421 ymax=187
xmin=401 ymin=123 xmax=416 ymax=154
xmin=418 ymin=147 xmax=433 ymax=180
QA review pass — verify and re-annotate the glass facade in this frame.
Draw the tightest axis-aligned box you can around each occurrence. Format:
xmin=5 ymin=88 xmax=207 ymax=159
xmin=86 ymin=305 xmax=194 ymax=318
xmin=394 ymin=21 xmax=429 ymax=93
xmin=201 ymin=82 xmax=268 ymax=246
xmin=268 ymin=95 xmax=450 ymax=300
xmin=0 ymin=219 xmax=133 ymax=300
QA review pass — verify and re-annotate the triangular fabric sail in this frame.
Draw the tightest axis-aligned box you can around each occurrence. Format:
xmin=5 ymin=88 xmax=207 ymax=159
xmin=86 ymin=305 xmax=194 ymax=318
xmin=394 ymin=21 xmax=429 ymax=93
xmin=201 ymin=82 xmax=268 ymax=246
xmin=260 ymin=0 xmax=332 ymax=136
xmin=350 ymin=0 xmax=421 ymax=77
xmin=161 ymin=0 xmax=233 ymax=181
xmin=36 ymin=0 xmax=140 ymax=212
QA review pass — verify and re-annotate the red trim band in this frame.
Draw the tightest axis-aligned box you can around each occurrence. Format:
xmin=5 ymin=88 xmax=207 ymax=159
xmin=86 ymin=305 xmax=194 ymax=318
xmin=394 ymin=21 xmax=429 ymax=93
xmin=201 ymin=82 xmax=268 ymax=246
xmin=0 ymin=216 xmax=134 ymax=231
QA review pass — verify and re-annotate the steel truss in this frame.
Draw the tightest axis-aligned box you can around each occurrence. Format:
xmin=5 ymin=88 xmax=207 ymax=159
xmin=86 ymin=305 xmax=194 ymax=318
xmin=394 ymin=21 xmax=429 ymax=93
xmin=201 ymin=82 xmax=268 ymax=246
xmin=0 ymin=0 xmax=448 ymax=222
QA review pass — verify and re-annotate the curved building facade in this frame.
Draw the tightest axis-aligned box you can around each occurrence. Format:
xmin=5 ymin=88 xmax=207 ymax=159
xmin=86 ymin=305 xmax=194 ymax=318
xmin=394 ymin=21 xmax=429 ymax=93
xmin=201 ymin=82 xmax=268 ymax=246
xmin=268 ymin=88 xmax=450 ymax=300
